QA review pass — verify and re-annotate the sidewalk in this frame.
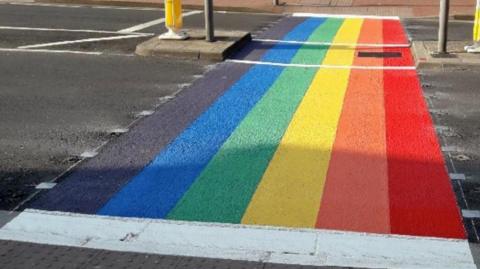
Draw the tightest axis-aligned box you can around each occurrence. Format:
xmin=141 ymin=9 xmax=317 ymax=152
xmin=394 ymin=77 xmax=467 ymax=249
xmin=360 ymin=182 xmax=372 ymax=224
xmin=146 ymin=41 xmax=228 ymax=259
xmin=36 ymin=0 xmax=476 ymax=17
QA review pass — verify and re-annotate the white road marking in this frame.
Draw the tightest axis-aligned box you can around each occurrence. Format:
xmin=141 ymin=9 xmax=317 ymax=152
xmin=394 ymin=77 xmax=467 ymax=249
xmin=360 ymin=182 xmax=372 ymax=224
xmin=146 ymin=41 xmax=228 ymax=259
xmin=7 ymin=2 xmax=83 ymax=8
xmin=35 ymin=183 xmax=57 ymax=190
xmin=293 ymin=13 xmax=400 ymax=20
xmin=80 ymin=151 xmax=98 ymax=158
xmin=117 ymin=10 xmax=202 ymax=33
xmin=4 ymin=2 xmax=159 ymax=10
xmin=17 ymin=34 xmax=152 ymax=49
xmin=109 ymin=128 xmax=129 ymax=134
xmin=226 ymin=59 xmax=416 ymax=70
xmin=253 ymin=38 xmax=411 ymax=48
xmin=442 ymin=146 xmax=462 ymax=152
xmin=0 ymin=210 xmax=475 ymax=269
xmin=92 ymin=5 xmax=161 ymax=11
xmin=136 ymin=110 xmax=155 ymax=117
xmin=463 ymin=210 xmax=480 ymax=219
xmin=450 ymin=173 xmax=467 ymax=180
xmin=0 ymin=26 xmax=152 ymax=35
xmin=0 ymin=47 xmax=102 ymax=55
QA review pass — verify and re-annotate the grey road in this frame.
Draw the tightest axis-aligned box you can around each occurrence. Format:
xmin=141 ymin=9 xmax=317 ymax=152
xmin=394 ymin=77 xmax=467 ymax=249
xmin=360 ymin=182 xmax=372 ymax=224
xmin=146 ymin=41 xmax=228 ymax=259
xmin=0 ymin=2 xmax=281 ymax=211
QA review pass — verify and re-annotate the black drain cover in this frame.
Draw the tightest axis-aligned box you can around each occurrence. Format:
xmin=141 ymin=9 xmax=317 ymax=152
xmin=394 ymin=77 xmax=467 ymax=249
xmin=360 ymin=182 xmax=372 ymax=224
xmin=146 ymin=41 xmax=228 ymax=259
xmin=358 ymin=51 xmax=402 ymax=58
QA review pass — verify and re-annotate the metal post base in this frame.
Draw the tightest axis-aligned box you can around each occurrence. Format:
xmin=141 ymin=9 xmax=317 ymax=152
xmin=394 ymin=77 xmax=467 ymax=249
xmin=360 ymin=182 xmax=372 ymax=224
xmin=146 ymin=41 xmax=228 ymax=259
xmin=465 ymin=44 xmax=480 ymax=53
xmin=158 ymin=28 xmax=189 ymax=40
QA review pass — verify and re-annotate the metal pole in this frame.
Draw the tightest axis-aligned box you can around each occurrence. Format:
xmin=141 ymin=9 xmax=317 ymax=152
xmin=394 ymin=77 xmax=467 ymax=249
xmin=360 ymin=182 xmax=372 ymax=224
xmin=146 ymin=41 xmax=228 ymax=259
xmin=438 ymin=0 xmax=450 ymax=54
xmin=205 ymin=0 xmax=215 ymax=42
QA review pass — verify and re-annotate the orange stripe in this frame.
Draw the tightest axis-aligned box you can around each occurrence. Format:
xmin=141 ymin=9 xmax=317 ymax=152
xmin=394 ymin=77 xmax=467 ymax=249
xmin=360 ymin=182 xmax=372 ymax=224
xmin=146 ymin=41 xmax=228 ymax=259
xmin=316 ymin=19 xmax=390 ymax=233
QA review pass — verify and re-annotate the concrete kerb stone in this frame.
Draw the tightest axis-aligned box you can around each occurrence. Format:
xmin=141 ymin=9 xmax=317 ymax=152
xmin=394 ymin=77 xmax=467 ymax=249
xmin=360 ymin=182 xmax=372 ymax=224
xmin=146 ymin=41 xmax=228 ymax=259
xmin=135 ymin=29 xmax=252 ymax=61
xmin=413 ymin=40 xmax=480 ymax=69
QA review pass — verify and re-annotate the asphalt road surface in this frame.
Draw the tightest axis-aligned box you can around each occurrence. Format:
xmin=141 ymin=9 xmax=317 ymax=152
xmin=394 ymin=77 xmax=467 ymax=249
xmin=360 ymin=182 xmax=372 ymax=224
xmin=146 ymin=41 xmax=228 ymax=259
xmin=0 ymin=2 xmax=281 ymax=211
xmin=1 ymin=3 xmax=480 ymax=269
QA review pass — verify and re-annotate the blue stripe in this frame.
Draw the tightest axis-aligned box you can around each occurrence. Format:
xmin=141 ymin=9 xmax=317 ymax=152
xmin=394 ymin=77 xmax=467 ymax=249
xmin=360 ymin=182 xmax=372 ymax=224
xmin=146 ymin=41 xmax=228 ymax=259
xmin=97 ymin=18 xmax=327 ymax=219
xmin=262 ymin=18 xmax=326 ymax=63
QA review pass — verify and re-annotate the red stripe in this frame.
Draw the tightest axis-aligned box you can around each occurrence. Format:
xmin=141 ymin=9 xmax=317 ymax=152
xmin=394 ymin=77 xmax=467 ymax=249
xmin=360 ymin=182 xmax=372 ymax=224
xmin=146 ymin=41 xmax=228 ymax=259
xmin=384 ymin=20 xmax=464 ymax=239
xmin=382 ymin=19 xmax=409 ymax=44
xmin=316 ymin=19 xmax=390 ymax=233
xmin=384 ymin=70 xmax=465 ymax=238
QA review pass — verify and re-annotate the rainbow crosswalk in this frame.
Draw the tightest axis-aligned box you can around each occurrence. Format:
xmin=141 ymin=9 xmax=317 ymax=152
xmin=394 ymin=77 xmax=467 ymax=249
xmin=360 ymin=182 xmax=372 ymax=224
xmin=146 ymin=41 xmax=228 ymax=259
xmin=31 ymin=15 xmax=466 ymax=240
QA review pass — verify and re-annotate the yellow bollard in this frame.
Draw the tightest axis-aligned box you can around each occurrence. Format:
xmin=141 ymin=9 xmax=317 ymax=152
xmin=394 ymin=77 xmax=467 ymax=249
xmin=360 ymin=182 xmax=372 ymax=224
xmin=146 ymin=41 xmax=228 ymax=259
xmin=474 ymin=0 xmax=480 ymax=43
xmin=159 ymin=0 xmax=189 ymax=40
xmin=466 ymin=0 xmax=480 ymax=52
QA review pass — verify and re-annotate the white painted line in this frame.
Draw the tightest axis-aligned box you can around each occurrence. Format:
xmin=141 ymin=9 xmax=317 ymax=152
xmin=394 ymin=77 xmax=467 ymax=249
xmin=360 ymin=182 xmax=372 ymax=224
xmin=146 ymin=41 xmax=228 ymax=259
xmin=253 ymin=38 xmax=411 ymax=48
xmin=9 ymin=2 xmax=83 ymax=8
xmin=442 ymin=146 xmax=462 ymax=152
xmin=450 ymin=173 xmax=467 ymax=180
xmin=463 ymin=210 xmax=480 ymax=219
xmin=80 ymin=151 xmax=98 ymax=158
xmin=18 ymin=34 xmax=152 ymax=49
xmin=0 ymin=210 xmax=475 ymax=269
xmin=35 ymin=183 xmax=57 ymax=190
xmin=0 ymin=47 xmax=102 ymax=55
xmin=226 ymin=59 xmax=416 ymax=70
xmin=110 ymin=128 xmax=129 ymax=134
xmin=292 ymin=13 xmax=400 ymax=20
xmin=0 ymin=26 xmax=152 ymax=35
xmin=117 ymin=10 xmax=202 ymax=33
xmin=91 ymin=5 xmax=161 ymax=11
xmin=136 ymin=110 xmax=155 ymax=117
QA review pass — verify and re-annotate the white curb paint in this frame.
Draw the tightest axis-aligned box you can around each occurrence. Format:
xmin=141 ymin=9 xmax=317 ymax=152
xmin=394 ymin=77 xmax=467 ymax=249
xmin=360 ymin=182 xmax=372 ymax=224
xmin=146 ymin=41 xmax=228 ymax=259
xmin=18 ymin=34 xmax=152 ymax=49
xmin=292 ymin=13 xmax=400 ymax=20
xmin=253 ymin=38 xmax=411 ymax=48
xmin=117 ymin=10 xmax=202 ymax=33
xmin=0 ymin=210 xmax=475 ymax=269
xmin=226 ymin=59 xmax=416 ymax=70
xmin=0 ymin=48 xmax=102 ymax=55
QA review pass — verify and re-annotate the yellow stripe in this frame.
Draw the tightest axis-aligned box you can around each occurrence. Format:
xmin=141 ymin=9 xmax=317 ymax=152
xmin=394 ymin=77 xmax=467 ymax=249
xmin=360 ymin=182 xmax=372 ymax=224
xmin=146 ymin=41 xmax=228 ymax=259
xmin=474 ymin=8 xmax=480 ymax=42
xmin=241 ymin=19 xmax=364 ymax=228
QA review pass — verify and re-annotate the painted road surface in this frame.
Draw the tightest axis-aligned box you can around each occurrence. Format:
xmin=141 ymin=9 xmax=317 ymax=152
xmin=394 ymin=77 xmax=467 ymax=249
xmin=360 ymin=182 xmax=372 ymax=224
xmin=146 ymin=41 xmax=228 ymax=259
xmin=1 ymin=13 xmax=476 ymax=269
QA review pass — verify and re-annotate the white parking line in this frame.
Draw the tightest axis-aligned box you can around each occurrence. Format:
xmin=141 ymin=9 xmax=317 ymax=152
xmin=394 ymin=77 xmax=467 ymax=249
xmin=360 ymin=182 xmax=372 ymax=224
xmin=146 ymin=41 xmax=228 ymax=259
xmin=0 ymin=47 xmax=102 ymax=55
xmin=6 ymin=2 xmax=83 ymax=8
xmin=0 ymin=209 xmax=475 ymax=269
xmin=226 ymin=59 xmax=417 ymax=70
xmin=253 ymin=38 xmax=411 ymax=48
xmin=0 ymin=26 xmax=151 ymax=35
xmin=4 ymin=2 xmax=160 ymax=10
xmin=17 ymin=34 xmax=153 ymax=49
xmin=117 ymin=10 xmax=202 ymax=33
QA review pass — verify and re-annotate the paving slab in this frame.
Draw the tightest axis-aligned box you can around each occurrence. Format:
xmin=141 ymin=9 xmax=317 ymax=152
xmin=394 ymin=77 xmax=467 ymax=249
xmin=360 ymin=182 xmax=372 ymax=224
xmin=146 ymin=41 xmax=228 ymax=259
xmin=413 ymin=40 xmax=480 ymax=68
xmin=136 ymin=29 xmax=251 ymax=61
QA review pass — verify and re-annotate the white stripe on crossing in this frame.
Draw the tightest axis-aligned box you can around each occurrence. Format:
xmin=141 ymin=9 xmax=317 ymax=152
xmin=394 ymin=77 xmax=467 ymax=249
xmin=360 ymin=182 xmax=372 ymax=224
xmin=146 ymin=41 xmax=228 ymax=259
xmin=0 ymin=210 xmax=475 ymax=269
xmin=292 ymin=13 xmax=400 ymax=20
xmin=117 ymin=10 xmax=202 ymax=33
xmin=17 ymin=34 xmax=153 ymax=49
xmin=226 ymin=59 xmax=416 ymax=70
xmin=253 ymin=38 xmax=411 ymax=48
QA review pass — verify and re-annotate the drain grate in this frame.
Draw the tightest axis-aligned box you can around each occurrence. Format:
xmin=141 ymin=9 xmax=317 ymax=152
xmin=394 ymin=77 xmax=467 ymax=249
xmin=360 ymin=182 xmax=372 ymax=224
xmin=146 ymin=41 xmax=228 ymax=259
xmin=358 ymin=51 xmax=402 ymax=58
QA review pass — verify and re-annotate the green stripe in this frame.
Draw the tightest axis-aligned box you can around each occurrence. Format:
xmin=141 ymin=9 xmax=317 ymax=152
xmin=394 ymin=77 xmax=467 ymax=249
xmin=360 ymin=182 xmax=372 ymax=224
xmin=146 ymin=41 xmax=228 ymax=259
xmin=166 ymin=18 xmax=344 ymax=223
xmin=292 ymin=18 xmax=344 ymax=64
